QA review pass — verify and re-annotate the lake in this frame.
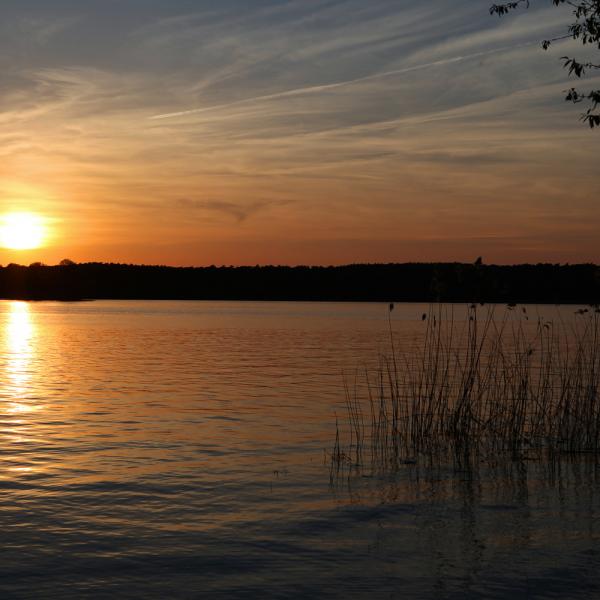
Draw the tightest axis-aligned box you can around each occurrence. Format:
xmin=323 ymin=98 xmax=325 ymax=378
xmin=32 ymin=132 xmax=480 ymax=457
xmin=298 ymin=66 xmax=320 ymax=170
xmin=0 ymin=300 xmax=598 ymax=598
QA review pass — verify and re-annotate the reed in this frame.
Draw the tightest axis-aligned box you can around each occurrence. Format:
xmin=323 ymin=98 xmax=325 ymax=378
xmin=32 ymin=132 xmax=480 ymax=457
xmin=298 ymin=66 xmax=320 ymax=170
xmin=332 ymin=304 xmax=600 ymax=472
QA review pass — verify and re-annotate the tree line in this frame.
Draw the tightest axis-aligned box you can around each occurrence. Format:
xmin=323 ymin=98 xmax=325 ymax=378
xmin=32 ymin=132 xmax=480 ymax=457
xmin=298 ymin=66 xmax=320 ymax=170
xmin=0 ymin=262 xmax=598 ymax=304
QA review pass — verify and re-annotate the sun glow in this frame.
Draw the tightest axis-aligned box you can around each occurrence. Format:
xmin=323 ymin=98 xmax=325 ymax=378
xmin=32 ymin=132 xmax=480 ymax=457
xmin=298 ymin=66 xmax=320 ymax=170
xmin=0 ymin=213 xmax=46 ymax=250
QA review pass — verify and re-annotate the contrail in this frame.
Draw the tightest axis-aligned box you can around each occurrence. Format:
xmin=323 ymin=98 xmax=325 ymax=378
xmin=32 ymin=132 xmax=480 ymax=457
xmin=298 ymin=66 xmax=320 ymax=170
xmin=150 ymin=41 xmax=537 ymax=120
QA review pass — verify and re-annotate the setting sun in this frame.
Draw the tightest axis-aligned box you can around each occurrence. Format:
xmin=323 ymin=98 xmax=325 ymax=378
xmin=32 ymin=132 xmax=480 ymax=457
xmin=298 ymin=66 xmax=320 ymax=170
xmin=0 ymin=213 xmax=46 ymax=251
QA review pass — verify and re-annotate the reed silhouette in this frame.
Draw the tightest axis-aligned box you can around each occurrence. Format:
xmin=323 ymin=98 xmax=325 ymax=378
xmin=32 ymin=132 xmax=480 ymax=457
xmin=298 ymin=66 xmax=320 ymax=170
xmin=332 ymin=304 xmax=600 ymax=474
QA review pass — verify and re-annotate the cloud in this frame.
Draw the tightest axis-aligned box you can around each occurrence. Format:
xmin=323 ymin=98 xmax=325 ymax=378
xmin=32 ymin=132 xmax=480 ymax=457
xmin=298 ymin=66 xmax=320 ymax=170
xmin=0 ymin=0 xmax=598 ymax=264
xmin=175 ymin=198 xmax=282 ymax=223
xmin=149 ymin=41 xmax=539 ymax=120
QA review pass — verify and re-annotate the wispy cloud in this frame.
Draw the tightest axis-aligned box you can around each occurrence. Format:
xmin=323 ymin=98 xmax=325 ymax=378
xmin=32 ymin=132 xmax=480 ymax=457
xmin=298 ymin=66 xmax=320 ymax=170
xmin=150 ymin=41 xmax=538 ymax=120
xmin=0 ymin=0 xmax=598 ymax=265
xmin=176 ymin=198 xmax=284 ymax=222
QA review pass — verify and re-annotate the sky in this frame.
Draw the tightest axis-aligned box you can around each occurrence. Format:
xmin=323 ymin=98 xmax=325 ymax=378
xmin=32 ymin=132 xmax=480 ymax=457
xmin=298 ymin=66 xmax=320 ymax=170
xmin=0 ymin=0 xmax=599 ymax=266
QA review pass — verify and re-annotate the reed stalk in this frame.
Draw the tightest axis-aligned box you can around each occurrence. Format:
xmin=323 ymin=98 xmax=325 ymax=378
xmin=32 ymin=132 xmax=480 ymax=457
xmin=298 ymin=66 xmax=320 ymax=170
xmin=332 ymin=304 xmax=600 ymax=470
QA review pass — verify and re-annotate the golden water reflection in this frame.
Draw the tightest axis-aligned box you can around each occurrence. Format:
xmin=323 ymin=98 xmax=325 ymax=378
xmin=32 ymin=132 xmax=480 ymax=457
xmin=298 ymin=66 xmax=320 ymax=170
xmin=4 ymin=301 xmax=37 ymax=412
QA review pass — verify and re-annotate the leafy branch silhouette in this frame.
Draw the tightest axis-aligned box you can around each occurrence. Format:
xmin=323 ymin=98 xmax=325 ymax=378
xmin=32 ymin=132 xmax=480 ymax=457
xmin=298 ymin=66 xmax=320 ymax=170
xmin=490 ymin=0 xmax=600 ymax=128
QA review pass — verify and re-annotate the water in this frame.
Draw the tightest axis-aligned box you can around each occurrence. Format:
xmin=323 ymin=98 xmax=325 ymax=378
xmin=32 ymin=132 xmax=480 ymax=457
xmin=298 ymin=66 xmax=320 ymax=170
xmin=0 ymin=300 xmax=598 ymax=598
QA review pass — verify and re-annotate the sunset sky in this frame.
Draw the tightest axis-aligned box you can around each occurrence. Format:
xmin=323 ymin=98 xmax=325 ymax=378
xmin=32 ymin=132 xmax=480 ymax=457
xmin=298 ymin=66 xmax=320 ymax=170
xmin=1 ymin=0 xmax=599 ymax=266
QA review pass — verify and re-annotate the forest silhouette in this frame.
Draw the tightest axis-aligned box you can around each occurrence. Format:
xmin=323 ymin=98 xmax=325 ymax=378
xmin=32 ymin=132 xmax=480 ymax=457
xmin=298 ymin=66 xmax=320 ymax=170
xmin=0 ymin=262 xmax=598 ymax=304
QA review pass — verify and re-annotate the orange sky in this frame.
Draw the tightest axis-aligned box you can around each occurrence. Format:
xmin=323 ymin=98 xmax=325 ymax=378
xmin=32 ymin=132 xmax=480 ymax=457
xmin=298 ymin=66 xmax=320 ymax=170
xmin=1 ymin=1 xmax=599 ymax=266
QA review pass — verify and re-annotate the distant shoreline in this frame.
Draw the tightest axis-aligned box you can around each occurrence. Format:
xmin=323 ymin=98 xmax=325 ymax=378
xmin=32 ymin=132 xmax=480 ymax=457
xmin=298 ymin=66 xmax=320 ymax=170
xmin=0 ymin=262 xmax=598 ymax=304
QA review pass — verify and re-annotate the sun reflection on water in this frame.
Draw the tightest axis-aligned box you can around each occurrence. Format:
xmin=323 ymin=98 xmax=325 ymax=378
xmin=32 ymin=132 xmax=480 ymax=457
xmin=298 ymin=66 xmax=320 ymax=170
xmin=4 ymin=301 xmax=36 ymax=412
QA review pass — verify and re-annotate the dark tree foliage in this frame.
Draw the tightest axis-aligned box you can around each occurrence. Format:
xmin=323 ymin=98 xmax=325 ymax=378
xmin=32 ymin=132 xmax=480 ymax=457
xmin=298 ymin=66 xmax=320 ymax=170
xmin=0 ymin=262 xmax=598 ymax=304
xmin=490 ymin=0 xmax=600 ymax=128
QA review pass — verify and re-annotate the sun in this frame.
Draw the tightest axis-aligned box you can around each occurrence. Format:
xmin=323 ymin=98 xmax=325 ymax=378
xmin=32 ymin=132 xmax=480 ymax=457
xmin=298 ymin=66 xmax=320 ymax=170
xmin=0 ymin=213 xmax=47 ymax=250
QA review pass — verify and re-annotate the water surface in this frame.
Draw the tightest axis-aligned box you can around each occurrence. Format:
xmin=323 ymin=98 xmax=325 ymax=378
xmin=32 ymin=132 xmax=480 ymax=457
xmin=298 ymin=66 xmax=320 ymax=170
xmin=0 ymin=301 xmax=597 ymax=598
